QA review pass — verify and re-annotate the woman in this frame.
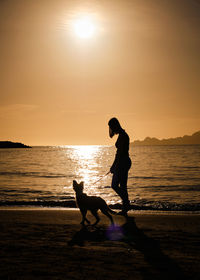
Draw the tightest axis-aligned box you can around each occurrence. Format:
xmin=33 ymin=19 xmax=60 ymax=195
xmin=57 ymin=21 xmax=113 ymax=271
xmin=108 ymin=117 xmax=132 ymax=215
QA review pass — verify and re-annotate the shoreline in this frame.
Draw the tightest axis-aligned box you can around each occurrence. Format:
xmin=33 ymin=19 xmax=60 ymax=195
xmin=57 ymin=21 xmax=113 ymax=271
xmin=1 ymin=206 xmax=200 ymax=215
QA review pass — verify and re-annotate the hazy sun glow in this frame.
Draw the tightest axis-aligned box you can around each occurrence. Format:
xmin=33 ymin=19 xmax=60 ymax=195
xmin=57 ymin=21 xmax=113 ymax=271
xmin=73 ymin=16 xmax=96 ymax=38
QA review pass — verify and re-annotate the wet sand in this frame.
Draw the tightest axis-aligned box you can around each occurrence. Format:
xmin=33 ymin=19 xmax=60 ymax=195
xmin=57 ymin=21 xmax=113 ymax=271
xmin=0 ymin=209 xmax=200 ymax=280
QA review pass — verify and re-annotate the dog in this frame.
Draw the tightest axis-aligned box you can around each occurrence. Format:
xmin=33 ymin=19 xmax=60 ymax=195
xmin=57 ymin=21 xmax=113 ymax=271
xmin=73 ymin=180 xmax=116 ymax=226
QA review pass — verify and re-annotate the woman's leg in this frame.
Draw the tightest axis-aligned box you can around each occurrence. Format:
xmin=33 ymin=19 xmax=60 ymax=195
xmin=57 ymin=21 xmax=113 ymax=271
xmin=119 ymin=169 xmax=130 ymax=211
xmin=119 ymin=159 xmax=132 ymax=211
xmin=111 ymin=171 xmax=124 ymax=199
xmin=112 ymin=169 xmax=130 ymax=214
xmin=112 ymin=158 xmax=132 ymax=212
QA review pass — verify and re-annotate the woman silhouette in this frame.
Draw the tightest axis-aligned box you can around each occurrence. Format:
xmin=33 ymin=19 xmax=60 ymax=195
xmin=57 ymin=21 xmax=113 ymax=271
xmin=108 ymin=117 xmax=132 ymax=215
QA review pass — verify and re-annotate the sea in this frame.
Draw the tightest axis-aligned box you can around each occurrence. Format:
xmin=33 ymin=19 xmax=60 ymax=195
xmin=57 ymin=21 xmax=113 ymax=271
xmin=0 ymin=145 xmax=200 ymax=211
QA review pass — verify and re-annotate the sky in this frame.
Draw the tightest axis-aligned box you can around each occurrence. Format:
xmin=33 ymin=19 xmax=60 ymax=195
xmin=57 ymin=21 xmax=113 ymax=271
xmin=0 ymin=0 xmax=200 ymax=145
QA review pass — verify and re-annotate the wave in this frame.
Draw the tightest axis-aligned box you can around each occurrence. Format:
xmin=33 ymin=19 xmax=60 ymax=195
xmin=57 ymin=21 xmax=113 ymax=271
xmin=128 ymin=199 xmax=200 ymax=212
xmin=135 ymin=184 xmax=200 ymax=190
xmin=0 ymin=171 xmax=69 ymax=178
xmin=0 ymin=188 xmax=47 ymax=194
xmin=175 ymin=166 xmax=200 ymax=169
xmin=0 ymin=200 xmax=76 ymax=208
xmin=129 ymin=176 xmax=200 ymax=181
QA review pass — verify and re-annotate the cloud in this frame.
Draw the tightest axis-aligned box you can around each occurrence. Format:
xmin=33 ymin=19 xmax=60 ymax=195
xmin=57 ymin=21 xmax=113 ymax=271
xmin=0 ymin=104 xmax=39 ymax=120
xmin=60 ymin=109 xmax=96 ymax=115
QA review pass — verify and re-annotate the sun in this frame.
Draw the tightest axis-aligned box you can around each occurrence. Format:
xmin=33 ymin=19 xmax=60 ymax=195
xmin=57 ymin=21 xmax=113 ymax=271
xmin=73 ymin=16 xmax=96 ymax=38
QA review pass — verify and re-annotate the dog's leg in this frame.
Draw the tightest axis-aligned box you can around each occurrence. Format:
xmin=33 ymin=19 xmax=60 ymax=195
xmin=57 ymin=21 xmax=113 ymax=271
xmin=90 ymin=210 xmax=100 ymax=226
xmin=80 ymin=209 xmax=90 ymax=225
xmin=101 ymin=208 xmax=114 ymax=224
xmin=85 ymin=217 xmax=90 ymax=224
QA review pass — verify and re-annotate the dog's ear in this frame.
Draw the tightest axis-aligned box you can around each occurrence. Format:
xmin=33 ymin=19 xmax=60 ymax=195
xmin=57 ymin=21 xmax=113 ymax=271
xmin=80 ymin=181 xmax=84 ymax=187
xmin=73 ymin=180 xmax=77 ymax=187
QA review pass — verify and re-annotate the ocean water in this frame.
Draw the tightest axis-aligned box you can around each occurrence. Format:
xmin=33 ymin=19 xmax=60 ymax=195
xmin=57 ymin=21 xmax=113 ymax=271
xmin=0 ymin=145 xmax=200 ymax=211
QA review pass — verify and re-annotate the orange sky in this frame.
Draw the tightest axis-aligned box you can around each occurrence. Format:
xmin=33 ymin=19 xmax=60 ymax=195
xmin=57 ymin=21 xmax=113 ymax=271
xmin=0 ymin=0 xmax=199 ymax=145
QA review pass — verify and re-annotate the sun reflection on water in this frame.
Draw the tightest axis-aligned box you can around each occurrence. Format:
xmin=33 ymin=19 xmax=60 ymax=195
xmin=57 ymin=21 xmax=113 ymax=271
xmin=69 ymin=145 xmax=102 ymax=194
xmin=71 ymin=145 xmax=100 ymax=160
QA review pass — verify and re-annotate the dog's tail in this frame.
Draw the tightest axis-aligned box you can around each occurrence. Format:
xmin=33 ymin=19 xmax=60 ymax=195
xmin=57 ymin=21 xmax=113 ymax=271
xmin=107 ymin=206 xmax=117 ymax=215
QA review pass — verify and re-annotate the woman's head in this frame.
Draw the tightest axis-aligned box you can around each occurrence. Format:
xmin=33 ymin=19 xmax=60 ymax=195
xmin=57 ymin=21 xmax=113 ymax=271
xmin=108 ymin=117 xmax=122 ymax=137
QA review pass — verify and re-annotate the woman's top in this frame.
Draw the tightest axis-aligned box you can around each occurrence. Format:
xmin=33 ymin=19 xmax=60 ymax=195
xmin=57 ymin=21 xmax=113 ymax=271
xmin=110 ymin=128 xmax=131 ymax=173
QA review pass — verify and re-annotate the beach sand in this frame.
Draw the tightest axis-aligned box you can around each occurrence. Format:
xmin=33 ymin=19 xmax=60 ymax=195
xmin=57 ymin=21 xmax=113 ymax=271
xmin=0 ymin=209 xmax=199 ymax=280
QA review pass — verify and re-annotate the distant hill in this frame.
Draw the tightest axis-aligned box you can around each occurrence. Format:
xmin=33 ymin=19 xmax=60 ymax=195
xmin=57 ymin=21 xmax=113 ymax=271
xmin=132 ymin=131 xmax=200 ymax=146
xmin=0 ymin=141 xmax=31 ymax=148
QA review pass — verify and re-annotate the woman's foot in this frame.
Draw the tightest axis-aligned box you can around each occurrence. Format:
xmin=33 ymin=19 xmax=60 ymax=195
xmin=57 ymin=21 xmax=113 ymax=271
xmin=123 ymin=200 xmax=131 ymax=211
